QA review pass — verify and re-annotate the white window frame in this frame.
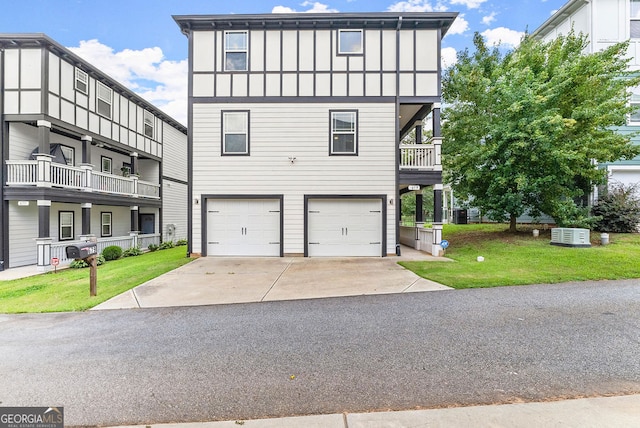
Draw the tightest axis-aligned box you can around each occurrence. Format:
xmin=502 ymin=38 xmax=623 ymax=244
xmin=338 ymin=29 xmax=363 ymax=55
xmin=101 ymin=156 xmax=112 ymax=173
xmin=222 ymin=110 xmax=250 ymax=155
xmin=75 ymin=68 xmax=88 ymax=94
xmin=629 ymin=87 xmax=640 ymax=125
xmin=59 ymin=211 xmax=74 ymax=241
xmin=330 ymin=110 xmax=358 ymax=155
xmin=632 ymin=0 xmax=640 ymax=38
xmin=101 ymin=212 xmax=112 ymax=237
xmin=144 ymin=110 xmax=155 ymax=139
xmin=96 ymin=81 xmax=112 ymax=119
xmin=224 ymin=31 xmax=248 ymax=71
xmin=60 ymin=145 xmax=75 ymax=166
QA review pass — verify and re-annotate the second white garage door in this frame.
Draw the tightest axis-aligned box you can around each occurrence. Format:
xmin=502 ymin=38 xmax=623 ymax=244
xmin=207 ymin=198 xmax=281 ymax=256
xmin=307 ymin=198 xmax=383 ymax=257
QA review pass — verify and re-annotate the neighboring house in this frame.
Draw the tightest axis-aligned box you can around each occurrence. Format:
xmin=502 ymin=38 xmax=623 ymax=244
xmin=174 ymin=12 xmax=457 ymax=257
xmin=0 ymin=34 xmax=188 ymax=271
xmin=532 ymin=0 xmax=640 ymax=191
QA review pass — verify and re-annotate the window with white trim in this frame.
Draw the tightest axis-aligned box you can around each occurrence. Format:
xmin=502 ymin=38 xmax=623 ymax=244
xmin=144 ymin=110 xmax=155 ymax=139
xmin=101 ymin=156 xmax=112 ymax=173
xmin=101 ymin=212 xmax=112 ymax=237
xmin=630 ymin=87 xmax=640 ymax=125
xmin=338 ymin=30 xmax=363 ymax=54
xmin=59 ymin=211 xmax=74 ymax=241
xmin=330 ymin=110 xmax=358 ymax=155
xmin=632 ymin=0 xmax=640 ymax=38
xmin=60 ymin=145 xmax=75 ymax=166
xmin=222 ymin=111 xmax=249 ymax=155
xmin=96 ymin=81 xmax=112 ymax=119
xmin=75 ymin=68 xmax=88 ymax=94
xmin=225 ymin=31 xmax=248 ymax=71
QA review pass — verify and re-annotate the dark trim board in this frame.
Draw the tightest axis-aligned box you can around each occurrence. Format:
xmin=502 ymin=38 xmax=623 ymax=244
xmin=199 ymin=194 xmax=284 ymax=257
xmin=3 ymin=187 xmax=162 ymax=208
xmin=399 ymin=170 xmax=442 ymax=186
xmin=303 ymin=194 xmax=387 ymax=257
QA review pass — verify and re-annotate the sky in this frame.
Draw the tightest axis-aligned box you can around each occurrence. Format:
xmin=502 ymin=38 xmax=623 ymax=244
xmin=0 ymin=0 xmax=570 ymax=125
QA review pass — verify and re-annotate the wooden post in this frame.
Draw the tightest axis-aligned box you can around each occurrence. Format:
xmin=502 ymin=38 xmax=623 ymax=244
xmin=88 ymin=255 xmax=97 ymax=296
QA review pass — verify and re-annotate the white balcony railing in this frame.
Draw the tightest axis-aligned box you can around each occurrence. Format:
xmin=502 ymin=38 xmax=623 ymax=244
xmin=50 ymin=233 xmax=162 ymax=265
xmin=6 ymin=157 xmax=160 ymax=199
xmin=399 ymin=137 xmax=442 ymax=171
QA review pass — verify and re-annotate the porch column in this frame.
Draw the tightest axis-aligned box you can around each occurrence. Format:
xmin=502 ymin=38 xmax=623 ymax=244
xmin=432 ymin=105 xmax=441 ymax=138
xmin=431 ymin=223 xmax=444 ymax=257
xmin=36 ymin=154 xmax=53 ymax=188
xmin=82 ymin=203 xmax=91 ymax=235
xmin=415 ymin=190 xmax=424 ymax=223
xmin=37 ymin=200 xmax=51 ymax=272
xmin=130 ymin=206 xmax=139 ymax=233
xmin=37 ymin=120 xmax=51 ymax=154
xmin=415 ymin=123 xmax=422 ymax=144
xmin=130 ymin=152 xmax=138 ymax=175
xmin=433 ymin=184 xmax=443 ymax=223
xmin=81 ymin=135 xmax=92 ymax=164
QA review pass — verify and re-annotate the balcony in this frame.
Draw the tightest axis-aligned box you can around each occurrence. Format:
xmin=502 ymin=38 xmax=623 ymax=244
xmin=5 ymin=155 xmax=160 ymax=199
xmin=399 ymin=137 xmax=442 ymax=171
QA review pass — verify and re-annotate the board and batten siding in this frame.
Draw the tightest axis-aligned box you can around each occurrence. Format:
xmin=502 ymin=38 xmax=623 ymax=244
xmin=191 ymin=102 xmax=397 ymax=255
xmin=8 ymin=201 xmax=38 ymax=268
xmin=191 ymin=28 xmax=439 ymax=99
xmin=162 ymin=180 xmax=188 ymax=241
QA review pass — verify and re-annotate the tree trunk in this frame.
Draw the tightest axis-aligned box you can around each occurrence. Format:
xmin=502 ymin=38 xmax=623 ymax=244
xmin=509 ymin=214 xmax=517 ymax=233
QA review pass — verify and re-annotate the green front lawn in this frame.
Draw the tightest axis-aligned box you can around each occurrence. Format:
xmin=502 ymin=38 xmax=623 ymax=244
xmin=401 ymin=224 xmax=640 ymax=288
xmin=0 ymin=246 xmax=193 ymax=313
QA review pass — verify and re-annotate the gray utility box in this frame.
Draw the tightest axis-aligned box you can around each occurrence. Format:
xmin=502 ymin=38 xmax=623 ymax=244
xmin=550 ymin=228 xmax=591 ymax=247
xmin=65 ymin=242 xmax=98 ymax=260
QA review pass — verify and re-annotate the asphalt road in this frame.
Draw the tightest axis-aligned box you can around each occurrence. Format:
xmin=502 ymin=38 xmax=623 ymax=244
xmin=0 ymin=280 xmax=639 ymax=427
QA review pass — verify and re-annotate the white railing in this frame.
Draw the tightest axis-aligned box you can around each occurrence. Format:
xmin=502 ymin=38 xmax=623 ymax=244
xmin=50 ymin=233 xmax=162 ymax=265
xmin=138 ymin=233 xmax=161 ymax=248
xmin=6 ymin=160 xmax=37 ymax=185
xmin=6 ymin=160 xmax=159 ymax=199
xmin=399 ymin=137 xmax=442 ymax=171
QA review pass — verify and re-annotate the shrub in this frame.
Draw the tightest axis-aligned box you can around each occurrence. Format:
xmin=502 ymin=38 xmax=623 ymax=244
xmin=102 ymin=245 xmax=123 ymax=261
xmin=159 ymin=241 xmax=175 ymax=250
xmin=69 ymin=255 xmax=106 ymax=268
xmin=122 ymin=247 xmax=143 ymax=257
xmin=592 ymin=183 xmax=640 ymax=233
xmin=176 ymin=239 xmax=188 ymax=246
xmin=147 ymin=244 xmax=159 ymax=252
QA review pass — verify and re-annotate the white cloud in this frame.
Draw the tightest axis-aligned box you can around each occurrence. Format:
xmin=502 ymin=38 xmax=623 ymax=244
xmin=441 ymin=47 xmax=458 ymax=69
xmin=387 ymin=0 xmax=448 ymax=12
xmin=482 ymin=12 xmax=496 ymax=25
xmin=447 ymin=14 xmax=469 ymax=35
xmin=481 ymin=27 xmax=525 ymax=48
xmin=69 ymin=39 xmax=188 ymax=125
xmin=272 ymin=2 xmax=339 ymax=13
xmin=449 ymin=0 xmax=487 ymax=8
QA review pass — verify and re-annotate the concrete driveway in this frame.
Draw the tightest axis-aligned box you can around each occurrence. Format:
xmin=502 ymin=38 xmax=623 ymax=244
xmin=93 ymin=247 xmax=452 ymax=310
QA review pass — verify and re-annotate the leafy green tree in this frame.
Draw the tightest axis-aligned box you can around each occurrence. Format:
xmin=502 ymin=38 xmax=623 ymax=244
xmin=443 ymin=31 xmax=640 ymax=232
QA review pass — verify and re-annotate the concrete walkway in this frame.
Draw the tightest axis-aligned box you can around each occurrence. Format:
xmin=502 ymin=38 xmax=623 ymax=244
xmin=108 ymin=394 xmax=640 ymax=427
xmin=92 ymin=247 xmax=452 ymax=310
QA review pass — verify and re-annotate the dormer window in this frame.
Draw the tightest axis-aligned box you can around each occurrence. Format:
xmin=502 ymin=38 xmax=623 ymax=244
xmin=225 ymin=31 xmax=248 ymax=71
xmin=338 ymin=30 xmax=363 ymax=55
xmin=75 ymin=68 xmax=88 ymax=94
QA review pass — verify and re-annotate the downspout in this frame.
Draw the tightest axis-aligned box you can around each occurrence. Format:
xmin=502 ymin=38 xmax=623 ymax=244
xmin=0 ymin=46 xmax=6 ymax=270
xmin=186 ymin=27 xmax=194 ymax=258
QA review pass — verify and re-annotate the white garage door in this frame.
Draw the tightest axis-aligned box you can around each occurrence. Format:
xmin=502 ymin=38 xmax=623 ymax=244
xmin=308 ymin=198 xmax=383 ymax=257
xmin=207 ymin=199 xmax=281 ymax=256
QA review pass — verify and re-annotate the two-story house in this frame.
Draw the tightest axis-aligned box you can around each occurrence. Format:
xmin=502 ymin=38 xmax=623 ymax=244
xmin=0 ymin=34 xmax=188 ymax=271
xmin=173 ymin=12 xmax=456 ymax=258
xmin=533 ymin=0 xmax=640 ymax=192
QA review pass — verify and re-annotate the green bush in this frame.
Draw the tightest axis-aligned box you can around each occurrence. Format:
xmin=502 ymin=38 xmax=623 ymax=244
xmin=159 ymin=241 xmax=175 ymax=250
xmin=102 ymin=245 xmax=123 ymax=261
xmin=592 ymin=183 xmax=640 ymax=233
xmin=122 ymin=247 xmax=143 ymax=257
xmin=176 ymin=239 xmax=188 ymax=246
xmin=69 ymin=255 xmax=106 ymax=268
xmin=147 ymin=244 xmax=159 ymax=252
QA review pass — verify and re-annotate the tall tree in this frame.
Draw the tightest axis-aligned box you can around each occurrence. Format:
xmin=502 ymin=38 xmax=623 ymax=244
xmin=443 ymin=32 xmax=640 ymax=232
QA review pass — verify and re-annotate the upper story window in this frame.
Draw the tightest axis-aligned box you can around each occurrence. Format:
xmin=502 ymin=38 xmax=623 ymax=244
xmin=225 ymin=31 xmax=248 ymax=71
xmin=75 ymin=68 xmax=88 ymax=94
xmin=330 ymin=110 xmax=358 ymax=155
xmin=338 ymin=30 xmax=363 ymax=55
xmin=96 ymin=81 xmax=112 ymax=119
xmin=632 ymin=0 xmax=640 ymax=38
xmin=101 ymin=156 xmax=112 ymax=173
xmin=222 ymin=110 xmax=250 ymax=155
xmin=144 ymin=110 xmax=155 ymax=139
xmin=60 ymin=145 xmax=75 ymax=166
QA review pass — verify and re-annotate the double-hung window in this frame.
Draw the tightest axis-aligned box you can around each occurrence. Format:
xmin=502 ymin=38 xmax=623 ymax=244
xmin=630 ymin=87 xmax=640 ymax=125
xmin=225 ymin=31 xmax=248 ymax=71
xmin=60 ymin=145 xmax=75 ymax=166
xmin=144 ymin=110 xmax=155 ymax=139
xmin=101 ymin=212 xmax=112 ymax=237
xmin=96 ymin=81 xmax=112 ymax=119
xmin=632 ymin=0 xmax=640 ymax=38
xmin=338 ymin=30 xmax=363 ymax=55
xmin=330 ymin=110 xmax=358 ymax=155
xmin=222 ymin=111 xmax=250 ymax=155
xmin=101 ymin=156 xmax=112 ymax=173
xmin=59 ymin=211 xmax=74 ymax=241
xmin=75 ymin=68 xmax=88 ymax=94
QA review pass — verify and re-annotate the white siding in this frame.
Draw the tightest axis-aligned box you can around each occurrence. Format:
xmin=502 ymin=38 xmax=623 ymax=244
xmin=8 ymin=201 xmax=38 ymax=268
xmin=192 ymin=102 xmax=397 ymax=255
xmin=193 ymin=31 xmax=216 ymax=72
xmin=162 ymin=180 xmax=188 ymax=241
xmin=89 ymin=205 xmax=132 ymax=239
xmin=8 ymin=123 xmax=38 ymax=160
xmin=20 ymin=49 xmax=41 ymax=89
xmin=4 ymin=49 xmax=19 ymax=89
xmin=161 ymin=124 xmax=188 ymax=182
